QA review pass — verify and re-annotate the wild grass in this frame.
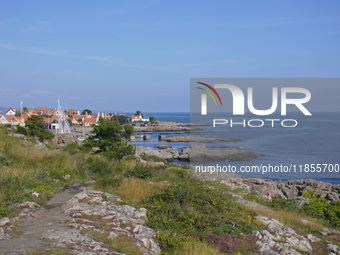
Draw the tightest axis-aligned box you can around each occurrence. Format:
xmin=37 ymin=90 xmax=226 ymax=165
xmin=88 ymin=231 xmax=143 ymax=255
xmin=2 ymin=125 xmax=340 ymax=255
xmin=170 ymin=239 xmax=224 ymax=255
xmin=253 ymin=207 xmax=324 ymax=235
xmin=113 ymin=178 xmax=169 ymax=203
xmin=26 ymin=247 xmax=73 ymax=254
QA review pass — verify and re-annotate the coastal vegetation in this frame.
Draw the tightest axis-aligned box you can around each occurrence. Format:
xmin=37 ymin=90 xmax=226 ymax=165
xmin=0 ymin=124 xmax=340 ymax=254
xmin=25 ymin=115 xmax=55 ymax=142
xmin=82 ymin=118 xmax=135 ymax=160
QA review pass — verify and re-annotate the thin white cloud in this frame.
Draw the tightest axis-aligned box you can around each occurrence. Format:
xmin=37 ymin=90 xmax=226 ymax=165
xmin=83 ymin=56 xmax=120 ymax=63
xmin=0 ymin=43 xmax=69 ymax=56
xmin=21 ymin=21 xmax=50 ymax=32
xmin=0 ymin=43 xmax=192 ymax=74
xmin=174 ymin=59 xmax=254 ymax=68
xmin=23 ymin=90 xmax=55 ymax=98
xmin=57 ymin=70 xmax=96 ymax=77
xmin=0 ymin=88 xmax=18 ymax=94
xmin=84 ymin=55 xmax=192 ymax=74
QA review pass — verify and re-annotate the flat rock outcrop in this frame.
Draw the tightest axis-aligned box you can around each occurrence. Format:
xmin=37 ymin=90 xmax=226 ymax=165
xmin=253 ymin=216 xmax=313 ymax=255
xmin=160 ymin=136 xmax=240 ymax=143
xmin=42 ymin=189 xmax=161 ymax=255
xmin=136 ymin=144 xmax=258 ymax=162
xmin=221 ymin=178 xmax=340 ymax=202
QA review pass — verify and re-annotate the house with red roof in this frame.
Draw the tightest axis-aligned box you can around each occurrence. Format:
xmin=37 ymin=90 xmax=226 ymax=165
xmin=6 ymin=107 xmax=16 ymax=115
xmin=37 ymin=107 xmax=49 ymax=116
xmin=0 ymin=115 xmax=20 ymax=125
xmin=82 ymin=117 xmax=98 ymax=127
xmin=131 ymin=114 xmax=142 ymax=122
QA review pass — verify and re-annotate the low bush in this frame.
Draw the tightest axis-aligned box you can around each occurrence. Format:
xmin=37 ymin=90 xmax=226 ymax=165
xmin=143 ymin=177 xmax=260 ymax=251
xmin=16 ymin=126 xmax=28 ymax=136
xmin=190 ymin=233 xmax=240 ymax=253
xmin=267 ymin=194 xmax=297 ymax=211
xmin=62 ymin=142 xmax=80 ymax=154
xmin=140 ymin=153 xmax=166 ymax=163
xmin=124 ymin=164 xmax=153 ymax=179
xmin=300 ymin=190 xmax=340 ymax=227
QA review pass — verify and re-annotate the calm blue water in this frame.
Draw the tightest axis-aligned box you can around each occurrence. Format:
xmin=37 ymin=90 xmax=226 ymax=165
xmin=132 ymin=112 xmax=340 ymax=184
xmin=124 ymin=112 xmax=190 ymax=123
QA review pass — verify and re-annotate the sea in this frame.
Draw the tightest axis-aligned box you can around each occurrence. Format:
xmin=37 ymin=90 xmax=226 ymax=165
xmin=129 ymin=112 xmax=340 ymax=184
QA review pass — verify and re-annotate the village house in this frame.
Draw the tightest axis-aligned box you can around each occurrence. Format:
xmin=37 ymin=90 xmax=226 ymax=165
xmin=131 ymin=114 xmax=142 ymax=122
xmin=28 ymin=109 xmax=38 ymax=116
xmin=37 ymin=107 xmax=49 ymax=116
xmin=82 ymin=117 xmax=98 ymax=127
xmin=6 ymin=107 xmax=16 ymax=115
xmin=131 ymin=113 xmax=149 ymax=122
xmin=68 ymin=109 xmax=77 ymax=115
xmin=43 ymin=117 xmax=59 ymax=130
xmin=0 ymin=115 xmax=20 ymax=125
xmin=70 ymin=117 xmax=82 ymax=125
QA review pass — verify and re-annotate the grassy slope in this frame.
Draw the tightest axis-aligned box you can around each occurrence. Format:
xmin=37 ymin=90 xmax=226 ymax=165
xmin=0 ymin=125 xmax=339 ymax=255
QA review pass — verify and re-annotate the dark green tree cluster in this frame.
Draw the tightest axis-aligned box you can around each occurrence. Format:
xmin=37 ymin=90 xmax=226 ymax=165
xmin=112 ymin=115 xmax=130 ymax=125
xmin=25 ymin=115 xmax=54 ymax=142
xmin=149 ymin=116 xmax=156 ymax=122
xmin=82 ymin=109 xmax=92 ymax=115
xmin=83 ymin=118 xmax=135 ymax=160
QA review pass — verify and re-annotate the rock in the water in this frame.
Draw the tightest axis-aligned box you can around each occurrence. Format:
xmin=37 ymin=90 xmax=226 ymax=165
xmin=189 ymin=144 xmax=258 ymax=162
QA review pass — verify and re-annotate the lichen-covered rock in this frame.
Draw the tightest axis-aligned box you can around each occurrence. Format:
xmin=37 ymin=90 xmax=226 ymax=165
xmin=43 ymin=189 xmax=161 ymax=255
xmin=0 ymin=227 xmax=10 ymax=240
xmin=253 ymin=216 xmax=313 ymax=255
xmin=0 ymin=217 xmax=10 ymax=227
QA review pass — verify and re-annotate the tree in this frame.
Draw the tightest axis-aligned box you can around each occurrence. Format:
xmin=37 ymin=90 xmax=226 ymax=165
xmin=149 ymin=116 xmax=156 ymax=122
xmin=82 ymin=109 xmax=92 ymax=115
xmin=25 ymin=115 xmax=54 ymax=142
xmin=135 ymin=110 xmax=142 ymax=116
xmin=15 ymin=107 xmax=29 ymax=117
xmin=112 ymin=115 xmax=130 ymax=125
xmin=83 ymin=118 xmax=135 ymax=160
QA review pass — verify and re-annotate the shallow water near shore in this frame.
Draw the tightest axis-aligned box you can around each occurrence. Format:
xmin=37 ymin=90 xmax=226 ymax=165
xmin=131 ymin=112 xmax=340 ymax=184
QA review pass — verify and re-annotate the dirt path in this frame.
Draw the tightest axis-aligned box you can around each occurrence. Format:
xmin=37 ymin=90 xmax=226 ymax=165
xmin=0 ymin=183 xmax=83 ymax=254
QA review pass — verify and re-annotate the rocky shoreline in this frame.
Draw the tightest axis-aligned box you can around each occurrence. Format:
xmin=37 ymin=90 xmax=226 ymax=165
xmin=136 ymin=144 xmax=258 ymax=162
xmin=220 ymin=178 xmax=340 ymax=203
xmin=159 ymin=136 xmax=240 ymax=143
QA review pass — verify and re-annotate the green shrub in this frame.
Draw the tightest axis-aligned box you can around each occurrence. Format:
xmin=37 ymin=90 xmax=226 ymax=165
xmin=125 ymin=164 xmax=153 ymax=179
xmin=141 ymin=153 xmax=166 ymax=163
xmin=267 ymin=194 xmax=297 ymax=211
xmin=0 ymin=156 xmax=11 ymax=166
xmin=144 ymin=178 xmax=258 ymax=246
xmin=300 ymin=190 xmax=328 ymax=219
xmin=156 ymin=231 xmax=185 ymax=248
xmin=16 ymin=126 xmax=28 ymax=136
xmin=324 ymin=201 xmax=340 ymax=227
xmin=63 ymin=142 xmax=80 ymax=154
xmin=300 ymin=190 xmax=340 ymax=227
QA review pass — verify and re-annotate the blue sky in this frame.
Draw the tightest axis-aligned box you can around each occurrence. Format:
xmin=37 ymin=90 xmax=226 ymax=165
xmin=0 ymin=0 xmax=339 ymax=112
